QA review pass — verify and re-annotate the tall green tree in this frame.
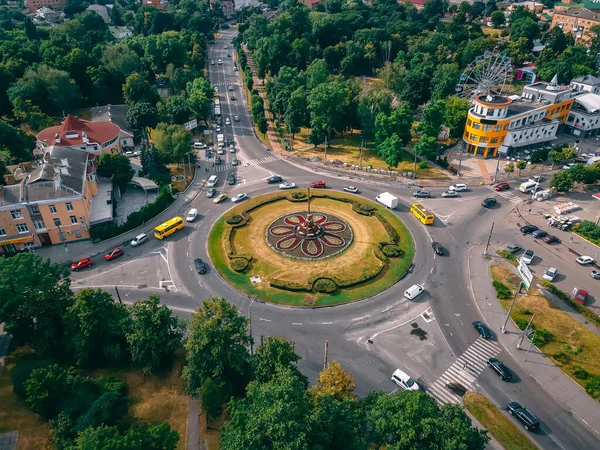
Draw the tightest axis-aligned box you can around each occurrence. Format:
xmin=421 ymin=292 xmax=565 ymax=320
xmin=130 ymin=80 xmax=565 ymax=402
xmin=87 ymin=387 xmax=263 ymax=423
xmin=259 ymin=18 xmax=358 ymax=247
xmin=430 ymin=64 xmax=462 ymax=101
xmin=186 ymin=77 xmax=214 ymax=125
xmin=491 ymin=10 xmax=505 ymax=28
xmin=309 ymin=361 xmax=355 ymax=402
xmin=415 ymin=100 xmax=446 ymax=137
xmin=550 ymin=170 xmax=574 ymax=192
xmin=0 ymin=119 xmax=36 ymax=162
xmin=309 ymin=80 xmax=349 ymax=146
xmin=412 ymin=134 xmax=438 ymax=160
xmin=75 ymin=423 xmax=179 ymax=450
xmin=444 ymin=96 xmax=471 ymax=138
xmin=153 ymin=123 xmax=191 ymax=165
xmin=378 ymin=134 xmax=404 ymax=168
xmin=252 ymin=337 xmax=306 ymax=385
xmin=126 ymin=102 xmax=159 ymax=131
xmin=183 ymin=298 xmax=252 ymax=395
xmin=548 ymin=149 xmax=563 ymax=169
xmin=123 ymin=73 xmax=160 ymax=106
xmin=126 ymin=295 xmax=183 ymax=374
xmin=96 ymin=153 xmax=135 ymax=192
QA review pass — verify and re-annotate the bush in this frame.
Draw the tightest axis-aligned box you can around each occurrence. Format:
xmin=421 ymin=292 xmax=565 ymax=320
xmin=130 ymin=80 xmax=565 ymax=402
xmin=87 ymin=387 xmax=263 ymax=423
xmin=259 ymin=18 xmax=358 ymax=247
xmin=353 ymin=203 xmax=376 ymax=216
xmin=74 ymin=391 xmax=128 ymax=433
xmin=200 ymin=378 xmax=225 ymax=421
xmin=553 ymin=352 xmax=571 ymax=364
xmin=533 ymin=328 xmax=553 ymax=347
xmin=514 ymin=318 xmax=529 ymax=330
xmin=541 ymin=280 xmax=600 ymax=327
xmin=288 ymin=192 xmax=307 ymax=202
xmin=520 ymin=309 xmax=532 ymax=315
xmin=11 ymin=357 xmax=54 ymax=400
xmin=381 ymin=244 xmax=405 ymax=258
xmin=269 ymin=279 xmax=311 ymax=292
xmin=492 ymin=281 xmax=511 ymax=299
xmin=530 ymin=148 xmax=550 ymax=164
xmin=226 ymin=215 xmax=244 ymax=225
xmin=497 ymin=250 xmax=516 ymax=262
xmin=585 ymin=375 xmax=600 ymax=399
xmin=373 ymin=213 xmax=400 ymax=245
xmin=573 ymin=366 xmax=590 ymax=380
xmin=313 ymin=278 xmax=337 ymax=294
xmin=418 ymin=160 xmax=428 ymax=169
xmin=230 ymin=257 xmax=250 ymax=272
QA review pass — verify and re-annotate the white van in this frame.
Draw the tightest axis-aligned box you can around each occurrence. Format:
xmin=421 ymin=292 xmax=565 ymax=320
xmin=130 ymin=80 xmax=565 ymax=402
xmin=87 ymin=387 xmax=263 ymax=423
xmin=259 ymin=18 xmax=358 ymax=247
xmin=519 ymin=180 xmax=538 ymax=193
xmin=404 ymin=284 xmax=424 ymax=300
xmin=130 ymin=233 xmax=148 ymax=247
xmin=207 ymin=175 xmax=218 ymax=188
xmin=193 ymin=142 xmax=204 ymax=150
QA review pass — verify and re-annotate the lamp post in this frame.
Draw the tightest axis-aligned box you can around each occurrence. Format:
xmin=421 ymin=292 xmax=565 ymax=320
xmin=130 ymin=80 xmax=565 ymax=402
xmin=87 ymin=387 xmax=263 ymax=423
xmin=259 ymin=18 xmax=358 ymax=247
xmin=247 ymin=295 xmax=256 ymax=355
xmin=492 ymin=157 xmax=501 ymax=183
xmin=501 ymin=282 xmax=522 ymax=334
xmin=56 ymin=223 xmax=68 ymax=253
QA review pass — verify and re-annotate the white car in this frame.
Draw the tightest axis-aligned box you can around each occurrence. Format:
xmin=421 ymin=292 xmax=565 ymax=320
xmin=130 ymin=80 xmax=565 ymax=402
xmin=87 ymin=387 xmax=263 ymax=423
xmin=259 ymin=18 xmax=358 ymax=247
xmin=186 ymin=208 xmax=198 ymax=222
xmin=441 ymin=190 xmax=458 ymax=198
xmin=231 ymin=193 xmax=248 ymax=203
xmin=214 ymin=86 xmax=218 ymax=92
xmin=543 ymin=267 xmax=558 ymax=282
xmin=216 ymin=126 xmax=221 ymax=133
xmin=562 ymin=163 xmax=575 ymax=170
xmin=391 ymin=369 xmax=420 ymax=391
xmin=279 ymin=181 xmax=296 ymax=189
xmin=224 ymin=44 xmax=228 ymax=49
xmin=217 ymin=148 xmax=225 ymax=155
xmin=130 ymin=233 xmax=148 ymax=247
xmin=449 ymin=184 xmax=467 ymax=192
xmin=210 ymin=60 xmax=215 ymax=65
xmin=229 ymin=147 xmax=235 ymax=153
xmin=521 ymin=249 xmax=534 ymax=265
xmin=529 ymin=175 xmax=542 ymax=183
xmin=228 ymin=85 xmax=233 ymax=91
xmin=218 ymin=59 xmax=222 ymax=65
xmin=576 ymin=255 xmax=594 ymax=265
xmin=342 ymin=186 xmax=358 ymax=193
xmin=225 ymin=118 xmax=231 ymax=125
xmin=234 ymin=115 xmax=239 ymax=122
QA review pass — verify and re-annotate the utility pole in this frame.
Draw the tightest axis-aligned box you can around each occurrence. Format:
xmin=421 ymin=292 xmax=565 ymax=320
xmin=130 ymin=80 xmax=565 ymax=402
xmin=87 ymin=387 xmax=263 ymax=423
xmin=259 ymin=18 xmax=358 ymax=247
xmin=457 ymin=151 xmax=463 ymax=177
xmin=323 ymin=131 xmax=328 ymax=164
xmin=359 ymin=137 xmax=364 ymax=169
xmin=501 ymin=282 xmax=522 ymax=334
xmin=492 ymin=157 xmax=501 ymax=183
xmin=248 ymin=296 xmax=256 ymax=355
xmin=483 ymin=222 xmax=494 ymax=256
xmin=114 ymin=286 xmax=123 ymax=304
xmin=516 ymin=314 xmax=535 ymax=349
xmin=524 ymin=329 xmax=536 ymax=361
xmin=323 ymin=340 xmax=329 ymax=369
xmin=413 ymin=149 xmax=417 ymax=179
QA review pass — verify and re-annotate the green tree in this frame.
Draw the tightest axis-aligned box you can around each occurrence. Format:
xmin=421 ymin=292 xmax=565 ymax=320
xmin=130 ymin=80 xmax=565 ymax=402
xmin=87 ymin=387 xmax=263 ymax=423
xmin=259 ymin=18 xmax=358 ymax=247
xmin=416 ymin=100 xmax=446 ymax=137
xmin=285 ymin=86 xmax=308 ymax=148
xmin=491 ymin=10 xmax=505 ymax=28
xmin=504 ymin=161 xmax=515 ymax=174
xmin=102 ymin=44 xmax=140 ymax=79
xmin=11 ymin=97 xmax=54 ymax=132
xmin=199 ymin=378 xmax=226 ymax=420
xmin=0 ymin=119 xmax=36 ymax=162
xmin=305 ymin=58 xmax=330 ymax=90
xmin=444 ymin=96 xmax=471 ymax=138
xmin=157 ymin=95 xmax=191 ymax=125
xmin=430 ymin=64 xmax=462 ymax=101
xmin=550 ymin=170 xmax=574 ymax=192
xmin=309 ymin=361 xmax=355 ymax=402
xmin=123 ymin=73 xmax=160 ymax=106
xmin=24 ymin=364 xmax=75 ymax=419
xmin=64 ymin=289 xmax=129 ymax=367
xmin=182 ymin=298 xmax=252 ymax=395
xmin=562 ymin=146 xmax=576 ymax=162
xmin=374 ymin=104 xmax=412 ymax=148
xmin=568 ymin=163 xmax=588 ymax=184
xmin=257 ymin=116 xmax=268 ymax=136
xmin=126 ymin=295 xmax=183 ymax=374
xmin=253 ymin=337 xmax=305 ymax=384
xmin=516 ymin=159 xmax=527 ymax=176
xmin=126 ymin=102 xmax=159 ymax=131
xmin=74 ymin=423 xmax=179 ymax=450
xmin=311 ymin=395 xmax=365 ymax=450
xmin=0 ymin=253 xmax=73 ymax=356
xmin=96 ymin=153 xmax=135 ymax=192
xmin=377 ymin=134 xmax=404 ymax=168
xmin=309 ymin=80 xmax=349 ymax=146
xmin=153 ymin=123 xmax=191 ymax=165
xmin=186 ymin=77 xmax=214 ymax=124
xmin=220 ymin=368 xmax=313 ymax=450
xmin=549 ymin=150 xmax=563 ymax=169
xmin=363 ymin=390 xmax=489 ymax=449
xmin=413 ymin=134 xmax=438 ymax=160
xmin=582 ymin=165 xmax=600 ymax=185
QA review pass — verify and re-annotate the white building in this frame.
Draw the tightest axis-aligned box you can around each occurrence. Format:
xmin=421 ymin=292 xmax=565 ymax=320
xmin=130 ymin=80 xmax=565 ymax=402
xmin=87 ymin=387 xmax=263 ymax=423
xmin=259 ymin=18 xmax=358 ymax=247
xmin=234 ymin=0 xmax=259 ymax=9
xmin=571 ymin=75 xmax=600 ymax=94
xmin=564 ymin=92 xmax=600 ymax=138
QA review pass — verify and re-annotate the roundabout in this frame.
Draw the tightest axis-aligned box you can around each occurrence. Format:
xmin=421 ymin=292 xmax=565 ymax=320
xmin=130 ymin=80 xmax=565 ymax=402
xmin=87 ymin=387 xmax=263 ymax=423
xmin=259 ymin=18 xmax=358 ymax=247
xmin=208 ymin=190 xmax=414 ymax=306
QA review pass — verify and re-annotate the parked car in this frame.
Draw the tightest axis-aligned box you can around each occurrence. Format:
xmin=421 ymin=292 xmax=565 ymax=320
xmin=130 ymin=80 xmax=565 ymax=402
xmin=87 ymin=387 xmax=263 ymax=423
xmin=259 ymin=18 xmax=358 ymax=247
xmin=214 ymin=194 xmax=227 ymax=203
xmin=431 ymin=241 xmax=444 ymax=255
xmin=542 ymin=235 xmax=560 ymax=244
xmin=267 ymin=175 xmax=282 ymax=184
xmin=206 ymin=188 xmax=216 ymax=198
xmin=343 ymin=186 xmax=358 ymax=193
xmin=194 ymin=258 xmax=207 ymax=274
xmin=481 ymin=198 xmax=496 ymax=208
xmin=488 ymin=358 xmax=512 ymax=381
xmin=449 ymin=183 xmax=467 ymax=192
xmin=130 ymin=233 xmax=148 ymax=247
xmin=472 ymin=321 xmax=492 ymax=339
xmin=506 ymin=244 xmax=521 ymax=253
xmin=413 ymin=190 xmax=430 ymax=198
xmin=521 ymin=249 xmax=535 ymax=265
xmin=71 ymin=258 xmax=93 ymax=271
xmin=441 ymin=190 xmax=458 ymax=198
xmin=186 ymin=208 xmax=199 ymax=222
xmin=591 ymin=269 xmax=600 ymax=280
xmin=391 ymin=369 xmax=420 ymax=391
xmin=520 ymin=224 xmax=538 ymax=234
xmin=572 ymin=287 xmax=588 ymax=305
xmin=104 ymin=248 xmax=124 ymax=261
xmin=576 ymin=256 xmax=594 ymax=265
xmin=234 ymin=115 xmax=239 ymax=122
xmin=494 ymin=182 xmax=510 ymax=191
xmin=311 ymin=181 xmax=326 ymax=188
xmin=279 ymin=181 xmax=296 ymax=189
xmin=562 ymin=163 xmax=576 ymax=170
xmin=529 ymin=175 xmax=542 ymax=183
xmin=531 ymin=229 xmax=548 ymax=239
xmin=232 ymin=193 xmax=248 ymax=203
xmin=543 ymin=267 xmax=558 ymax=282
xmin=507 ymin=402 xmax=539 ymax=431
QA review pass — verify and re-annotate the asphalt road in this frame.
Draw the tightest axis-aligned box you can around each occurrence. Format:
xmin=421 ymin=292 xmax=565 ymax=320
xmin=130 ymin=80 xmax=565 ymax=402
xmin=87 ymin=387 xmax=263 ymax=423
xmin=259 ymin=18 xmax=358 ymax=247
xmin=68 ymin=29 xmax=600 ymax=449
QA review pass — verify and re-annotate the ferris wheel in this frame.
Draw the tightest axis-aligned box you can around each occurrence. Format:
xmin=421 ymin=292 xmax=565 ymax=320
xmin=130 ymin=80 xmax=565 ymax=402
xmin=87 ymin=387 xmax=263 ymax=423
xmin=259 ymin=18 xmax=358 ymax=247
xmin=455 ymin=50 xmax=513 ymax=100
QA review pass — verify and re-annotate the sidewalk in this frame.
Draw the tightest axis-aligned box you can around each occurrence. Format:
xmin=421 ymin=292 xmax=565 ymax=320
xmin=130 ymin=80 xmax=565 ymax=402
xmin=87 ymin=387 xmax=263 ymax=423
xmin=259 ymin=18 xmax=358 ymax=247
xmin=467 ymin=244 xmax=600 ymax=434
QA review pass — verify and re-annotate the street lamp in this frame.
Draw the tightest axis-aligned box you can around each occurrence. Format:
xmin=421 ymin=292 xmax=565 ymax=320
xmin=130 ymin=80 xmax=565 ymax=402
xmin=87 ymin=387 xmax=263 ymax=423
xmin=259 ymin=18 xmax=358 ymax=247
xmin=247 ymin=295 xmax=256 ymax=355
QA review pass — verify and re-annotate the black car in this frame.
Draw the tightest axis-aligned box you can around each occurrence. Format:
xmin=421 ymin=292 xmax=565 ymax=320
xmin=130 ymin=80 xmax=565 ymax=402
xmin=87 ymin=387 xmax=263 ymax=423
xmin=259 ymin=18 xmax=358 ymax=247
xmin=481 ymin=198 xmax=496 ymax=208
xmin=215 ymin=155 xmax=221 ymax=165
xmin=520 ymin=224 xmax=538 ymax=234
xmin=194 ymin=258 xmax=207 ymax=274
xmin=507 ymin=402 xmax=540 ymax=431
xmin=445 ymin=382 xmax=468 ymax=397
xmin=488 ymin=358 xmax=512 ymax=381
xmin=228 ymin=174 xmax=236 ymax=185
xmin=267 ymin=175 xmax=282 ymax=184
xmin=431 ymin=242 xmax=444 ymax=255
xmin=205 ymin=150 xmax=212 ymax=159
xmin=472 ymin=321 xmax=492 ymax=339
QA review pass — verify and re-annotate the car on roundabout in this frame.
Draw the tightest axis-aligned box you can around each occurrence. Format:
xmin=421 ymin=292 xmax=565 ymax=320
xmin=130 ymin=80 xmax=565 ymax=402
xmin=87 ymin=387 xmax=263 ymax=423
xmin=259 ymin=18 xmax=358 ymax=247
xmin=232 ymin=193 xmax=248 ymax=203
xmin=311 ymin=181 xmax=326 ymax=188
xmin=71 ymin=258 xmax=93 ymax=271
xmin=472 ymin=321 xmax=492 ymax=339
xmin=412 ymin=190 xmax=430 ymax=198
xmin=431 ymin=242 xmax=444 ymax=255
xmin=206 ymin=188 xmax=217 ymax=198
xmin=343 ymin=186 xmax=359 ymax=193
xmin=279 ymin=181 xmax=296 ymax=189
xmin=194 ymin=258 xmax=207 ymax=274
xmin=494 ymin=182 xmax=510 ymax=191
xmin=391 ymin=368 xmax=420 ymax=391
xmin=507 ymin=402 xmax=539 ymax=431
xmin=267 ymin=175 xmax=282 ymax=184
xmin=186 ymin=208 xmax=198 ymax=222
xmin=104 ymin=248 xmax=123 ymax=261
xmin=232 ymin=158 xmax=239 ymax=166
xmin=449 ymin=183 xmax=467 ymax=192
xmin=481 ymin=198 xmax=496 ymax=208
xmin=441 ymin=190 xmax=458 ymax=198
xmin=214 ymin=193 xmax=227 ymax=204
xmin=576 ymin=256 xmax=594 ymax=265
xmin=228 ymin=174 xmax=236 ymax=185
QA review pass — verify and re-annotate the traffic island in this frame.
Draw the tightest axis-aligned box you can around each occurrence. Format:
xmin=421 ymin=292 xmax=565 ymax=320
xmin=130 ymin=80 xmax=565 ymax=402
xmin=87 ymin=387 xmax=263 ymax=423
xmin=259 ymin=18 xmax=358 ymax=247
xmin=208 ymin=190 xmax=414 ymax=306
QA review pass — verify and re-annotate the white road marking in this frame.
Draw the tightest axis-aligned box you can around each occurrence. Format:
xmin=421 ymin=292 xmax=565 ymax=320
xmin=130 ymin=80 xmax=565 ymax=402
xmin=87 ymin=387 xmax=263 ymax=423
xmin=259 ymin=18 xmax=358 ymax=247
xmin=351 ymin=315 xmax=370 ymax=321
xmin=292 ymin=322 xmax=302 ymax=326
xmin=259 ymin=318 xmax=271 ymax=322
xmin=186 ymin=251 xmax=189 ymax=258
xmin=321 ymin=322 xmax=333 ymax=325
xmin=72 ymin=284 xmax=165 ymax=291
xmin=454 ymin=313 xmax=464 ymax=325
xmin=380 ymin=306 xmax=391 ymax=313
xmin=430 ymin=267 xmax=434 ymax=274
xmin=369 ymin=308 xmax=430 ymax=340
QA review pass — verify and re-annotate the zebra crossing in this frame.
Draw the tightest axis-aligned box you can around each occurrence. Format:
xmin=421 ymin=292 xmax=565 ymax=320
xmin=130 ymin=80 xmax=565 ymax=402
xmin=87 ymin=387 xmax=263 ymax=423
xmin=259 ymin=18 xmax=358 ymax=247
xmin=427 ymin=338 xmax=501 ymax=406
xmin=486 ymin=186 xmax=523 ymax=205
xmin=211 ymin=155 xmax=279 ymax=173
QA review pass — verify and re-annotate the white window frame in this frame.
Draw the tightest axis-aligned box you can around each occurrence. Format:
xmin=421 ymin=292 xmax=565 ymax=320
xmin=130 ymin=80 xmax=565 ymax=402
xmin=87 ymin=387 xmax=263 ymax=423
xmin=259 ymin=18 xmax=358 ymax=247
xmin=49 ymin=205 xmax=57 ymax=214
xmin=16 ymin=223 xmax=29 ymax=233
xmin=10 ymin=209 xmax=23 ymax=220
xmin=66 ymin=202 xmax=74 ymax=211
xmin=70 ymin=216 xmax=78 ymax=224
xmin=0 ymin=227 xmax=5 ymax=236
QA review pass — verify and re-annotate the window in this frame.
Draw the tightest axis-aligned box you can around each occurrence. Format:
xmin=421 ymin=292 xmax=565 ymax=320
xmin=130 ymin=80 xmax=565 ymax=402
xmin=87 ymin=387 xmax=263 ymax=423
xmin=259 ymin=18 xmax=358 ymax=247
xmin=33 ymin=219 xmax=45 ymax=230
xmin=58 ymin=232 xmax=66 ymax=242
xmin=16 ymin=223 xmax=29 ymax=233
xmin=494 ymin=125 xmax=501 ymax=132
xmin=480 ymin=137 xmax=488 ymax=143
xmin=74 ymin=229 xmax=82 ymax=238
xmin=482 ymin=124 xmax=491 ymax=131
xmin=464 ymin=132 xmax=470 ymax=139
xmin=0 ymin=227 xmax=5 ymax=236
xmin=66 ymin=202 xmax=73 ymax=211
xmin=49 ymin=205 xmax=57 ymax=214
xmin=472 ymin=122 xmax=481 ymax=130
xmin=467 ymin=119 xmax=472 ymax=126
xmin=70 ymin=216 xmax=78 ymax=224
xmin=504 ymin=124 xmax=509 ymax=130
xmin=30 ymin=204 xmax=40 ymax=214
xmin=10 ymin=209 xmax=23 ymax=219
xmin=471 ymin=135 xmax=478 ymax=142
xmin=53 ymin=218 xmax=61 ymax=226
xmin=491 ymin=137 xmax=499 ymax=144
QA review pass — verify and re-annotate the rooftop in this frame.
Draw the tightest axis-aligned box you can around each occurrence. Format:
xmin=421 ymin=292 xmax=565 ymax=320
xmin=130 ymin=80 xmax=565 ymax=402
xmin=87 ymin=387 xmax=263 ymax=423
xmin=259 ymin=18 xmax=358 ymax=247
xmin=91 ymin=105 xmax=133 ymax=135
xmin=553 ymin=7 xmax=600 ymax=20
xmin=572 ymin=74 xmax=600 ymax=86
xmin=37 ymin=114 xmax=120 ymax=148
xmin=572 ymin=92 xmax=600 ymax=113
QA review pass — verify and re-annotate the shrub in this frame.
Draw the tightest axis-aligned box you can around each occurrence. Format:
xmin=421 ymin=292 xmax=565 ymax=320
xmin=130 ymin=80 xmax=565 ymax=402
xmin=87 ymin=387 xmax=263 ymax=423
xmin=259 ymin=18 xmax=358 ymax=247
xmin=230 ymin=257 xmax=250 ymax=273
xmin=313 ymin=278 xmax=337 ymax=294
xmin=418 ymin=160 xmax=428 ymax=169
xmin=288 ymin=192 xmax=307 ymax=202
xmin=520 ymin=309 xmax=533 ymax=315
xmin=374 ymin=213 xmax=400 ymax=245
xmin=199 ymin=378 xmax=225 ymax=420
xmin=553 ymin=352 xmax=571 ymax=365
xmin=11 ymin=357 xmax=54 ymax=400
xmin=226 ymin=215 xmax=244 ymax=225
xmin=270 ymin=279 xmax=311 ymax=292
xmin=514 ymin=318 xmax=529 ymax=330
xmin=533 ymin=328 xmax=553 ymax=347
xmin=492 ymin=281 xmax=511 ymax=299
xmin=573 ymin=366 xmax=590 ymax=380
xmin=585 ymin=375 xmax=600 ymax=399
xmin=497 ymin=250 xmax=516 ymax=262
xmin=381 ymin=244 xmax=405 ymax=258
xmin=353 ymin=203 xmax=376 ymax=216
xmin=541 ymin=280 xmax=600 ymax=327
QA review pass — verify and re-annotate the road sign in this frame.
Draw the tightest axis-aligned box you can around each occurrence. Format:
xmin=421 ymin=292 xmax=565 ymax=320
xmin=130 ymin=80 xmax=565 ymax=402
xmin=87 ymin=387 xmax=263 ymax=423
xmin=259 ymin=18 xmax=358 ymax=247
xmin=184 ymin=119 xmax=198 ymax=130
xmin=517 ymin=260 xmax=533 ymax=290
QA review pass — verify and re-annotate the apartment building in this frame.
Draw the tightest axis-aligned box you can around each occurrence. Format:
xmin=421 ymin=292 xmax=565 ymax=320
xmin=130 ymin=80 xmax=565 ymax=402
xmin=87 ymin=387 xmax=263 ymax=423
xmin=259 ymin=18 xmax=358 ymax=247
xmin=550 ymin=8 xmax=600 ymax=44
xmin=462 ymin=76 xmax=574 ymax=158
xmin=25 ymin=0 xmax=65 ymax=13
xmin=0 ymin=146 xmax=97 ymax=254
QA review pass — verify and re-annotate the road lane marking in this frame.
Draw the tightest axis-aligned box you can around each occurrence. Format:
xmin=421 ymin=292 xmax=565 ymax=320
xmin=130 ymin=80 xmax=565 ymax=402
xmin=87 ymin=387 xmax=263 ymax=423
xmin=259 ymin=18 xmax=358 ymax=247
xmin=292 ymin=322 xmax=302 ymax=326
xmin=259 ymin=318 xmax=271 ymax=322
xmin=321 ymin=322 xmax=333 ymax=325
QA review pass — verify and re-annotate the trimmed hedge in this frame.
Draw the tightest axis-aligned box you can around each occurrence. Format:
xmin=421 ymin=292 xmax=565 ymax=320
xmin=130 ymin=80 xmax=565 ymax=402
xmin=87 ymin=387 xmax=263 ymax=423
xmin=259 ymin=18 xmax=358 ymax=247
xmin=230 ymin=257 xmax=250 ymax=273
xmin=226 ymin=215 xmax=244 ymax=225
xmin=352 ymin=203 xmax=376 ymax=216
xmin=374 ymin=213 xmax=400 ymax=245
xmin=492 ymin=280 xmax=512 ymax=299
xmin=381 ymin=244 xmax=405 ymax=258
xmin=541 ymin=280 xmax=600 ymax=327
xmin=313 ymin=278 xmax=338 ymax=293
xmin=269 ymin=278 xmax=311 ymax=292
xmin=287 ymin=192 xmax=308 ymax=202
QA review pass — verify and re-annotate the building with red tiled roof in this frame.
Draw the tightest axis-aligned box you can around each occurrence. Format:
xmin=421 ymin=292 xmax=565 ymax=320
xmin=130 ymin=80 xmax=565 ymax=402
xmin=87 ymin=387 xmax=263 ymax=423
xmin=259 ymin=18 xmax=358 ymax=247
xmin=403 ymin=0 xmax=425 ymax=9
xmin=141 ymin=0 xmax=169 ymax=10
xmin=36 ymin=114 xmax=121 ymax=155
xmin=26 ymin=0 xmax=65 ymax=13
xmin=300 ymin=0 xmax=322 ymax=10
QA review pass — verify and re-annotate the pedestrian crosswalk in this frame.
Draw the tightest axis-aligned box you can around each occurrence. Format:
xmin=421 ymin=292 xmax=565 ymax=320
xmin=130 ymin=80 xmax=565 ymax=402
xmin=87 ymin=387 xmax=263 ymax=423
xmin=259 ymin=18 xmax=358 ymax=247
xmin=427 ymin=338 xmax=501 ymax=405
xmin=211 ymin=155 xmax=279 ymax=173
xmin=213 ymin=81 xmax=240 ymax=87
xmin=486 ymin=186 xmax=523 ymax=205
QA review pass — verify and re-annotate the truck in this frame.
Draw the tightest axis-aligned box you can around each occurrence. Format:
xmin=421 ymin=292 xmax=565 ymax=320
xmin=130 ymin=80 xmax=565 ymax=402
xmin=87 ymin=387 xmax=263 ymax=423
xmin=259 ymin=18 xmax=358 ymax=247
xmin=376 ymin=192 xmax=398 ymax=209
xmin=217 ymin=134 xmax=224 ymax=145
xmin=214 ymin=106 xmax=221 ymax=116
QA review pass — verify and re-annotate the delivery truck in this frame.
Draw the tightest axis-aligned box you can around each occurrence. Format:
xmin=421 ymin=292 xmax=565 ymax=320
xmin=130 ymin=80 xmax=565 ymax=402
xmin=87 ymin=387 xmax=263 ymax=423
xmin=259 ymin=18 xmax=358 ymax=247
xmin=376 ymin=192 xmax=398 ymax=209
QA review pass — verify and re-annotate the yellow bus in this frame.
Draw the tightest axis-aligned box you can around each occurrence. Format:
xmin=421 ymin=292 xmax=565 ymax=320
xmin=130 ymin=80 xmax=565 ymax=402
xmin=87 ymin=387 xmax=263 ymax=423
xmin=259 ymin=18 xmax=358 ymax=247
xmin=154 ymin=216 xmax=185 ymax=239
xmin=410 ymin=203 xmax=434 ymax=225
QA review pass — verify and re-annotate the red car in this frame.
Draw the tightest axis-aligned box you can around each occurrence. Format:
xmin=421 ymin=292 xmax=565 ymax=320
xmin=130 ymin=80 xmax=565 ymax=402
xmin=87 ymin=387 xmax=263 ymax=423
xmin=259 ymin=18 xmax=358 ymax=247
xmin=71 ymin=258 xmax=93 ymax=271
xmin=104 ymin=247 xmax=124 ymax=261
xmin=542 ymin=235 xmax=560 ymax=244
xmin=311 ymin=181 xmax=326 ymax=188
xmin=494 ymin=182 xmax=510 ymax=191
xmin=572 ymin=288 xmax=588 ymax=305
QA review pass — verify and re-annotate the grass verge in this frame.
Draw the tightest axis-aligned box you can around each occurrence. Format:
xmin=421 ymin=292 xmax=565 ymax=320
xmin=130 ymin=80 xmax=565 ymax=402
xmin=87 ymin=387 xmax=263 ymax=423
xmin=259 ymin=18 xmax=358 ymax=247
xmin=463 ymin=392 xmax=538 ymax=450
xmin=490 ymin=264 xmax=600 ymax=398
